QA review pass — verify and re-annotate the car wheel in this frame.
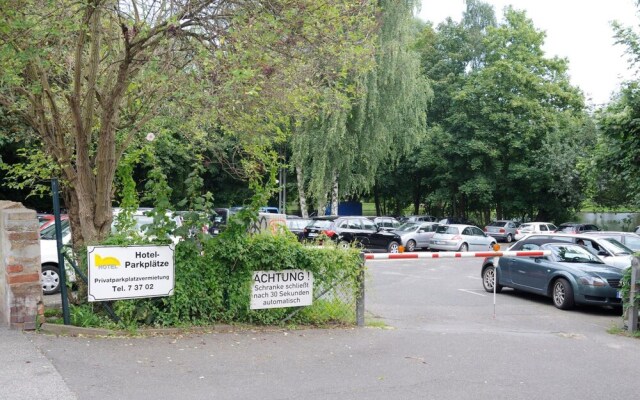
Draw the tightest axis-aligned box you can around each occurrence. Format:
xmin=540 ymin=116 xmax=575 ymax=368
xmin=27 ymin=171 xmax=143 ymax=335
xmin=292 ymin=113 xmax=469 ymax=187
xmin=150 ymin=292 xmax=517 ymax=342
xmin=41 ymin=264 xmax=61 ymax=295
xmin=505 ymin=234 xmax=513 ymax=243
xmin=338 ymin=240 xmax=350 ymax=249
xmin=482 ymin=265 xmax=502 ymax=293
xmin=406 ymin=240 xmax=416 ymax=252
xmin=387 ymin=241 xmax=400 ymax=253
xmin=552 ymin=278 xmax=575 ymax=310
xmin=458 ymin=243 xmax=468 ymax=252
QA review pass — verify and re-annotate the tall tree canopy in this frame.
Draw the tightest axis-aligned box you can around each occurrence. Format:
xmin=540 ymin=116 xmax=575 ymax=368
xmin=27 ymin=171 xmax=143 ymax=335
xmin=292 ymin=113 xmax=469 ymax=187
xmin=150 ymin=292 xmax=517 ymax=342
xmin=0 ymin=0 xmax=377 ymax=245
xmin=291 ymin=0 xmax=430 ymax=216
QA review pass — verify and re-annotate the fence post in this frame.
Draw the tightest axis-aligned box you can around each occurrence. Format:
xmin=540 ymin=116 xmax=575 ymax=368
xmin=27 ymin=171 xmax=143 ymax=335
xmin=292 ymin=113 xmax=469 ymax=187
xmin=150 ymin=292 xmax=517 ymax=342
xmin=356 ymin=252 xmax=365 ymax=327
xmin=628 ymin=256 xmax=639 ymax=334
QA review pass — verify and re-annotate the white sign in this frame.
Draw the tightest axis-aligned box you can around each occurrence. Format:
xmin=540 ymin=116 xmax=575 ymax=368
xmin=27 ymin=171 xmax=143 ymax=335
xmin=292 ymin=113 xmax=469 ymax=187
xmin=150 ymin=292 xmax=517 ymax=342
xmin=251 ymin=270 xmax=314 ymax=309
xmin=87 ymin=245 xmax=175 ymax=302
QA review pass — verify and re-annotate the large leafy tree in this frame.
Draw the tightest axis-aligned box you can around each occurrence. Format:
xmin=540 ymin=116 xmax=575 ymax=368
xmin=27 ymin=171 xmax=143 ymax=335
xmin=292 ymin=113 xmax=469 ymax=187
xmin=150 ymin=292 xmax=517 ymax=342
xmin=0 ymin=0 xmax=377 ymax=246
xmin=410 ymin=4 xmax=586 ymax=223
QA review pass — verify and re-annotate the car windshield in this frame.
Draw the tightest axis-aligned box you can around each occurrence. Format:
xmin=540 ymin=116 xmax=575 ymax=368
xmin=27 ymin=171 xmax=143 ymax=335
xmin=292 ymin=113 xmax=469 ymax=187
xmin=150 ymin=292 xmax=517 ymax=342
xmin=40 ymin=219 xmax=71 ymax=240
xmin=396 ymin=223 xmax=419 ymax=232
xmin=599 ymin=238 xmax=633 ymax=255
xmin=436 ymin=225 xmax=459 ymax=234
xmin=557 ymin=225 xmax=576 ymax=232
xmin=545 ymin=244 xmax=604 ymax=263
xmin=489 ymin=221 xmax=506 ymax=227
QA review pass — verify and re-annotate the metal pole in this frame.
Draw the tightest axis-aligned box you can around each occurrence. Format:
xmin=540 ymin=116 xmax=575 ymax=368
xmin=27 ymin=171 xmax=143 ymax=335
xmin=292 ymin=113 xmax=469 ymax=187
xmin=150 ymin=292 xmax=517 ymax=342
xmin=628 ymin=256 xmax=638 ymax=333
xmin=493 ymin=256 xmax=500 ymax=319
xmin=51 ymin=178 xmax=70 ymax=325
xmin=356 ymin=252 xmax=365 ymax=327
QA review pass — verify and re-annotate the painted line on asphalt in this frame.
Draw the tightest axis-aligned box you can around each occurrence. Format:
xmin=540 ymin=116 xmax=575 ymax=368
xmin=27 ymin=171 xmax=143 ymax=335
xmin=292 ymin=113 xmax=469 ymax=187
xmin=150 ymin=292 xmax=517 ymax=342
xmin=458 ymin=289 xmax=486 ymax=297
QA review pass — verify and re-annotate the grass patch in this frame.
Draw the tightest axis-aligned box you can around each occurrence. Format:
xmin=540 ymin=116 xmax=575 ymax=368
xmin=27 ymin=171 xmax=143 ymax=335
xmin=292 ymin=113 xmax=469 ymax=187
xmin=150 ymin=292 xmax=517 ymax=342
xmin=366 ymin=319 xmax=392 ymax=329
xmin=608 ymin=324 xmax=640 ymax=338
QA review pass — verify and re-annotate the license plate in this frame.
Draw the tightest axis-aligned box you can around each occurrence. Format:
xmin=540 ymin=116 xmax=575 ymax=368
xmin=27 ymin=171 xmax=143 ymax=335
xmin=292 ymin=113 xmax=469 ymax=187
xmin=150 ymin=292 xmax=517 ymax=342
xmin=436 ymin=241 xmax=445 ymax=245
xmin=308 ymin=232 xmax=317 ymax=237
xmin=616 ymin=291 xmax=622 ymax=299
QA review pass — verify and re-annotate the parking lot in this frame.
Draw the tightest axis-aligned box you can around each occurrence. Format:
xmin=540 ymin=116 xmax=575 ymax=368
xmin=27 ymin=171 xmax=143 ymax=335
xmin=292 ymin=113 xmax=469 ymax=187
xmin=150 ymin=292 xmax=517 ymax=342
xmin=26 ymin=252 xmax=640 ymax=400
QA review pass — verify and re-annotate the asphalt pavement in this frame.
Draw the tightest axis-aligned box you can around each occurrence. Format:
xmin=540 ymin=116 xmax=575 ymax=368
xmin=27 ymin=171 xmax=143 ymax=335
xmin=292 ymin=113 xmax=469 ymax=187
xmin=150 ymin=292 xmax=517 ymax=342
xmin=3 ymin=254 xmax=639 ymax=400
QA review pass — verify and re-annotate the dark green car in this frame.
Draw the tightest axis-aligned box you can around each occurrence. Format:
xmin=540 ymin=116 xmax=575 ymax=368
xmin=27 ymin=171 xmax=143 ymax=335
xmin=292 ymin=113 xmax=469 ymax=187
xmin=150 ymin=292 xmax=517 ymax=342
xmin=481 ymin=242 xmax=625 ymax=310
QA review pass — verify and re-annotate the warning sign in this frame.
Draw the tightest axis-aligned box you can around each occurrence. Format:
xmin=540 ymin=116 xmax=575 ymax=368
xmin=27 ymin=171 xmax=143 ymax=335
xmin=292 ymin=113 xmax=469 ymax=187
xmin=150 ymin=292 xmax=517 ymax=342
xmin=251 ymin=270 xmax=314 ymax=309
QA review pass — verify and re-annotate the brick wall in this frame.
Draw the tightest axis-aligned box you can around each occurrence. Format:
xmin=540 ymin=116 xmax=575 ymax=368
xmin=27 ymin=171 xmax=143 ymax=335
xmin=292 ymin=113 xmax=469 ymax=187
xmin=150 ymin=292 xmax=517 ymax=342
xmin=0 ymin=201 xmax=44 ymax=330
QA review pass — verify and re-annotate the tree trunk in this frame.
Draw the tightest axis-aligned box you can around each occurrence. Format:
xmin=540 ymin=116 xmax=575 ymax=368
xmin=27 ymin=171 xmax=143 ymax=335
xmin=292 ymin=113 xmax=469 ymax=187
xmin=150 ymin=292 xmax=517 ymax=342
xmin=295 ymin=165 xmax=309 ymax=218
xmin=330 ymin=170 xmax=339 ymax=216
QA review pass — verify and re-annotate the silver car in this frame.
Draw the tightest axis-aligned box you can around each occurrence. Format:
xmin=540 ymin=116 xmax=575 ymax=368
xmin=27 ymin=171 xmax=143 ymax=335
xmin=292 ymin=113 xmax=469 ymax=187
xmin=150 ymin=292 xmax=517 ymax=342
xmin=484 ymin=220 xmax=519 ymax=243
xmin=429 ymin=224 xmax=497 ymax=252
xmin=583 ymin=231 xmax=640 ymax=253
xmin=392 ymin=222 xmax=439 ymax=252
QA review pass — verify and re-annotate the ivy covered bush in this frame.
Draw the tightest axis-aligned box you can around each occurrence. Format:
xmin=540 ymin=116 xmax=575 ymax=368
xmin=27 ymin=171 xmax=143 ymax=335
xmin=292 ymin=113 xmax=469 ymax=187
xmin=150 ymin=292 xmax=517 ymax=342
xmin=92 ymin=229 xmax=363 ymax=329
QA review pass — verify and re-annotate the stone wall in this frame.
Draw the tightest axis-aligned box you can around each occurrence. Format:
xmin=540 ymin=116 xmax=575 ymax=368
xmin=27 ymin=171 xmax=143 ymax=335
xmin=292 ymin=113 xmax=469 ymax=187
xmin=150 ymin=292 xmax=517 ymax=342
xmin=0 ymin=201 xmax=43 ymax=330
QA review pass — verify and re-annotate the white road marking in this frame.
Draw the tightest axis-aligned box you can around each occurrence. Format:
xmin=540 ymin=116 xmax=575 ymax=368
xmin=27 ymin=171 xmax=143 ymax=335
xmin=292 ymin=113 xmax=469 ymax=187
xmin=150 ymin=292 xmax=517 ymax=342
xmin=458 ymin=289 xmax=486 ymax=297
xmin=466 ymin=275 xmax=480 ymax=280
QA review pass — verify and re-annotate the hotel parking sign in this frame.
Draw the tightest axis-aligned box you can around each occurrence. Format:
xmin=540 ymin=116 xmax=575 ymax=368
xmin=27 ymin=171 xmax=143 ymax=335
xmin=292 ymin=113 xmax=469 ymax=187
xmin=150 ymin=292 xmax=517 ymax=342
xmin=87 ymin=245 xmax=175 ymax=302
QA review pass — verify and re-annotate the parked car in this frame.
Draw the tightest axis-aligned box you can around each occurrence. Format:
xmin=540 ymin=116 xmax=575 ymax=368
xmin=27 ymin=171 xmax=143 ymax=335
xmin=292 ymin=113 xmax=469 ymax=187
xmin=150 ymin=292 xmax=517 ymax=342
xmin=583 ymin=231 xmax=640 ymax=253
xmin=484 ymin=220 xmax=519 ymax=243
xmin=392 ymin=222 xmax=439 ymax=252
xmin=302 ymin=216 xmax=402 ymax=252
xmin=555 ymin=222 xmax=600 ymax=234
xmin=37 ymin=213 xmax=68 ymax=231
xmin=259 ymin=206 xmax=280 ymax=214
xmin=514 ymin=222 xmax=557 ymax=241
xmin=285 ymin=217 xmax=311 ymax=241
xmin=39 ymin=219 xmax=76 ymax=295
xmin=480 ymin=242 xmax=624 ymax=310
xmin=508 ymin=233 xmax=634 ymax=270
xmin=438 ymin=216 xmax=474 ymax=225
xmin=429 ymin=224 xmax=497 ymax=252
xmin=372 ymin=216 xmax=402 ymax=232
xmin=401 ymin=215 xmax=438 ymax=223
xmin=635 ymin=225 xmax=640 ymax=234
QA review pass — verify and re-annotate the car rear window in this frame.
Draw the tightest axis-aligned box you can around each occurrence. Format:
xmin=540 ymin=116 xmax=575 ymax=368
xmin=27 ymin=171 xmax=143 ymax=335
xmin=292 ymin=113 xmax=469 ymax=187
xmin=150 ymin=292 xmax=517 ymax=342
xmin=488 ymin=221 xmax=506 ymax=227
xmin=519 ymin=224 xmax=533 ymax=231
xmin=308 ymin=220 xmax=332 ymax=229
xmin=436 ymin=226 xmax=459 ymax=234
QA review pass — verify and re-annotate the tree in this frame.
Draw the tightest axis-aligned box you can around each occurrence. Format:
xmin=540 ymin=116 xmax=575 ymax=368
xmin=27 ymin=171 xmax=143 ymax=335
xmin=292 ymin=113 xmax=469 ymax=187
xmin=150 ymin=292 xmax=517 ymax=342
xmin=291 ymin=0 xmax=430 ymax=216
xmin=0 ymin=0 xmax=377 ymax=246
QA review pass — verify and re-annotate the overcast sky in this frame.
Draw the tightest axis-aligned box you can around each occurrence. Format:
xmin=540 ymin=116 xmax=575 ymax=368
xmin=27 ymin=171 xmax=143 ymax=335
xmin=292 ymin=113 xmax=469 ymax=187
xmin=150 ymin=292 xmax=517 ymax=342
xmin=418 ymin=0 xmax=640 ymax=105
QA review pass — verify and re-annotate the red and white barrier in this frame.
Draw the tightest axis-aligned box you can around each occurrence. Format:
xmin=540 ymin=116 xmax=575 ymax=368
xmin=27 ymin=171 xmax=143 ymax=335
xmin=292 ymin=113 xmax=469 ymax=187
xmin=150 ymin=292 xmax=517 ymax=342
xmin=365 ymin=250 xmax=551 ymax=260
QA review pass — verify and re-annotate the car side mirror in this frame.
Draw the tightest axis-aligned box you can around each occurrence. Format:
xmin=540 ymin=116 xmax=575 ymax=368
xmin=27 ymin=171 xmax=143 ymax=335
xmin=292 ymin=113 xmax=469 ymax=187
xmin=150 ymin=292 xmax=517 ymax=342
xmin=597 ymin=251 xmax=608 ymax=256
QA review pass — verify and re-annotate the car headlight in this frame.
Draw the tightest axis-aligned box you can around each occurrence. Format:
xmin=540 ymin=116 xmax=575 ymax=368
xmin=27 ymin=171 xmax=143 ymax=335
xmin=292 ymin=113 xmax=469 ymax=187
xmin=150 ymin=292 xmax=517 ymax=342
xmin=578 ymin=276 xmax=607 ymax=287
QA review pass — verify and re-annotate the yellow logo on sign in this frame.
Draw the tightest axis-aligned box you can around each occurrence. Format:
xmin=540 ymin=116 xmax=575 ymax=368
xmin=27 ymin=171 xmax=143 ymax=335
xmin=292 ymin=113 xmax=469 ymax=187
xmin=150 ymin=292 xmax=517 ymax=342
xmin=95 ymin=254 xmax=121 ymax=268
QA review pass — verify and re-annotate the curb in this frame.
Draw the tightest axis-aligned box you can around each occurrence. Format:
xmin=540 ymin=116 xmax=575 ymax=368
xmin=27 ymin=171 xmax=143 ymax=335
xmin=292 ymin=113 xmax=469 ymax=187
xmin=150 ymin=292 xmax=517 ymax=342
xmin=36 ymin=323 xmax=292 ymax=338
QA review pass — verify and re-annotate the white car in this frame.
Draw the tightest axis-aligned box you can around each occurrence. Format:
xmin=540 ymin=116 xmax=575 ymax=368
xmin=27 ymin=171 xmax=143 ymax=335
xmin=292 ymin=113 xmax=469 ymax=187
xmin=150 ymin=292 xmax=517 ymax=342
xmin=514 ymin=233 xmax=634 ymax=270
xmin=429 ymin=224 xmax=497 ymax=252
xmin=39 ymin=220 xmax=76 ymax=295
xmin=514 ymin=222 xmax=557 ymax=241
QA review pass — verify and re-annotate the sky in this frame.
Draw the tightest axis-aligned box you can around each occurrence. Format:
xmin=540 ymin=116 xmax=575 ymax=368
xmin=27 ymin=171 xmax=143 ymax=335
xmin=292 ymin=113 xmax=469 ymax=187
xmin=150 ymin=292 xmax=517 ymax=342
xmin=418 ymin=0 xmax=640 ymax=105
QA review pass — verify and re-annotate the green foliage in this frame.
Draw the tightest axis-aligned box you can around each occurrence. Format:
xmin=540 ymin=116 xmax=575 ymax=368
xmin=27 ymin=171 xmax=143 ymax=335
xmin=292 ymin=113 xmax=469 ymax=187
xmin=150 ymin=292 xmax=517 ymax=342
xmin=620 ymin=259 xmax=640 ymax=315
xmin=98 ymin=232 xmax=363 ymax=328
